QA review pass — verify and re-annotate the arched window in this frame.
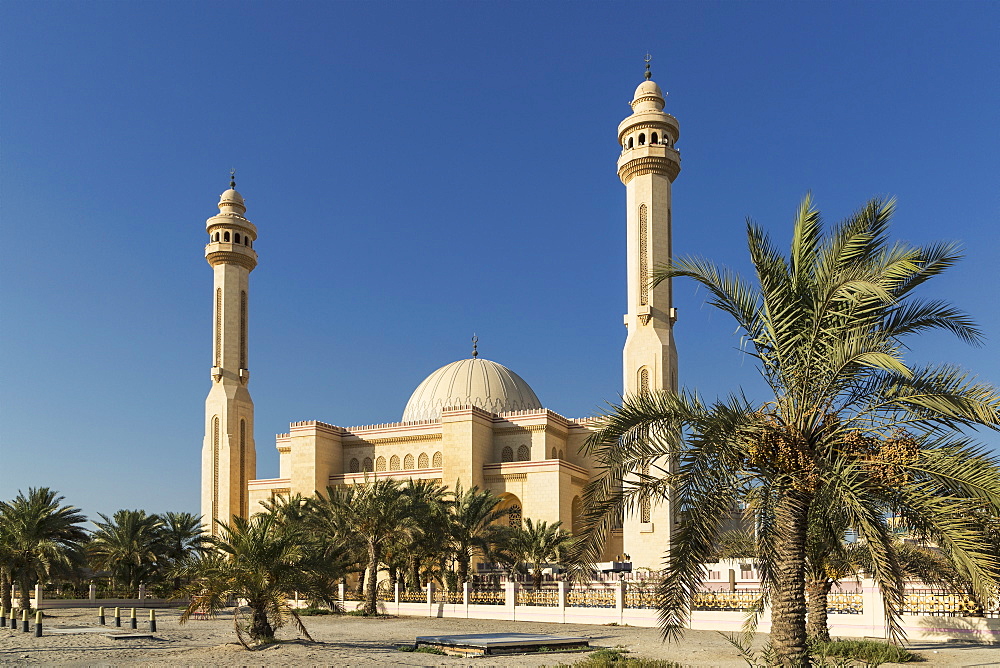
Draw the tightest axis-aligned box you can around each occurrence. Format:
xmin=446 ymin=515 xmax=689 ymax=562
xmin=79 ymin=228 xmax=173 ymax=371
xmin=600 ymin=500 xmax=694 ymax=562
xmin=213 ymin=232 xmax=220 ymax=241
xmin=517 ymin=445 xmax=530 ymax=461
xmin=508 ymin=504 xmax=522 ymax=528
xmin=234 ymin=233 xmax=241 ymax=244
xmin=349 ymin=458 xmax=360 ymax=473
xmin=390 ymin=455 xmax=400 ymax=471
xmin=639 ymin=204 xmax=649 ymax=306
xmin=239 ymin=419 xmax=246 ymax=516
xmin=244 ymin=237 xmax=250 ymax=246
xmin=212 ymin=416 xmax=219 ymax=534
xmin=363 ymin=457 xmax=373 ymax=472
xmin=651 ymin=132 xmax=658 ymax=144
xmin=224 ymin=231 xmax=230 ymax=242
xmin=375 ymin=456 xmax=386 ymax=472
xmin=418 ymin=452 xmax=429 ymax=469
xmin=551 ymin=447 xmax=558 ymax=459
xmin=559 ymin=449 xmax=564 ymax=459
xmin=640 ymin=367 xmax=650 ymax=394
xmin=638 ymin=133 xmax=645 ymax=145
xmin=627 ymin=136 xmax=634 ymax=149
xmin=239 ymin=291 xmax=247 ymax=369
xmin=501 ymin=446 xmax=513 ymax=462
xmin=404 ymin=454 xmax=414 ymax=469
xmin=432 ymin=451 xmax=442 ymax=468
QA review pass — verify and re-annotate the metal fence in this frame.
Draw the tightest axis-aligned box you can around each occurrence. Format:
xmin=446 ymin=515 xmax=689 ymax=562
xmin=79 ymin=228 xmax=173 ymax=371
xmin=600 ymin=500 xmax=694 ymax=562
xmin=568 ymin=586 xmax=616 ymax=608
xmin=902 ymin=590 xmax=1000 ymax=618
xmin=515 ymin=588 xmax=559 ymax=607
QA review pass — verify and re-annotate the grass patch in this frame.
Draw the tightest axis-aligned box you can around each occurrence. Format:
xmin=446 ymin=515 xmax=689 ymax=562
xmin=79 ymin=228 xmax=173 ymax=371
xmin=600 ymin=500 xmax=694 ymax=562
xmin=554 ymin=647 xmax=684 ymax=667
xmin=345 ymin=609 xmax=393 ymax=617
xmin=396 ymin=644 xmax=446 ymax=655
xmin=811 ymin=638 xmax=922 ymax=665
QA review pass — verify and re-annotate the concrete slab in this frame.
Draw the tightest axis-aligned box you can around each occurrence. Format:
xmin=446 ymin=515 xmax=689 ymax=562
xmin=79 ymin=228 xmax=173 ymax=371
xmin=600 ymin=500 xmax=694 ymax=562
xmin=414 ymin=632 xmax=589 ymax=656
xmin=106 ymin=633 xmax=156 ymax=640
xmin=46 ymin=627 xmax=119 ymax=635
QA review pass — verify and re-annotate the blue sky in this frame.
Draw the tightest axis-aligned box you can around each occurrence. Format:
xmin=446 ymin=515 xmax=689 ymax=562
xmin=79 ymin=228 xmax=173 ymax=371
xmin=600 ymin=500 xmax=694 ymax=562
xmin=2 ymin=2 xmax=998 ymax=521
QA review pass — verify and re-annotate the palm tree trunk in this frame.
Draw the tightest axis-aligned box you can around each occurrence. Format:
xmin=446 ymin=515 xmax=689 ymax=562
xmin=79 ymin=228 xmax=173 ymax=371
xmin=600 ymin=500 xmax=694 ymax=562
xmin=806 ymin=578 xmax=833 ymax=642
xmin=250 ymin=601 xmax=274 ymax=641
xmin=364 ymin=543 xmax=380 ymax=615
xmin=409 ymin=556 xmax=421 ymax=591
xmin=457 ymin=555 xmax=469 ymax=588
xmin=770 ymin=489 xmax=812 ymax=667
xmin=17 ymin=574 xmax=32 ymax=612
xmin=1 ymin=569 xmax=11 ymax=613
xmin=355 ymin=566 xmax=365 ymax=598
xmin=387 ymin=564 xmax=397 ymax=594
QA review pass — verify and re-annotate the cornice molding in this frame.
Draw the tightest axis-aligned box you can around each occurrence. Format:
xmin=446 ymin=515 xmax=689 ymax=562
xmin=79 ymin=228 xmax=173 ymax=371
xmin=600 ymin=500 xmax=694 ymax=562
xmin=343 ymin=433 xmax=442 ymax=447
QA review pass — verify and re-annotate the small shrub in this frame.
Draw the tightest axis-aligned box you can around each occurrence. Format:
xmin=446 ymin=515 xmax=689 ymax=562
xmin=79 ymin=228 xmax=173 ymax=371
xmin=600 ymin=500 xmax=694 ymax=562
xmin=297 ymin=607 xmax=335 ymax=616
xmin=569 ymin=647 xmax=684 ymax=667
xmin=811 ymin=638 xmax=921 ymax=665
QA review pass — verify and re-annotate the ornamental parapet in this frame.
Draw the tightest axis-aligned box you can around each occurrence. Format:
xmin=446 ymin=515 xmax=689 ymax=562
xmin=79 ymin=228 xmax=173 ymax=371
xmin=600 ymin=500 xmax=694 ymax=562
xmin=618 ymin=152 xmax=681 ymax=184
xmin=205 ymin=245 xmax=258 ymax=270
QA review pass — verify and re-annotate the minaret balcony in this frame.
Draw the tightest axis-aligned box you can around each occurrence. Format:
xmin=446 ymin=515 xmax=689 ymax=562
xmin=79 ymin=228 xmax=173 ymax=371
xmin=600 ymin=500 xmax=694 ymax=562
xmin=617 ymin=144 xmax=681 ymax=183
xmin=205 ymin=242 xmax=258 ymax=270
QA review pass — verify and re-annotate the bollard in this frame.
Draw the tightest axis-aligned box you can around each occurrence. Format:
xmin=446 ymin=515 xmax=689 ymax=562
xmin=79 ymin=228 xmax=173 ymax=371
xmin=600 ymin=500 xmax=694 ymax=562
xmin=35 ymin=610 xmax=42 ymax=637
xmin=115 ymin=607 xmax=121 ymax=627
xmin=22 ymin=609 xmax=29 ymax=633
xmin=1 ymin=607 xmax=6 ymax=627
xmin=10 ymin=608 xmax=17 ymax=630
xmin=149 ymin=609 xmax=156 ymax=633
xmin=130 ymin=608 xmax=137 ymax=630
xmin=98 ymin=605 xmax=105 ymax=625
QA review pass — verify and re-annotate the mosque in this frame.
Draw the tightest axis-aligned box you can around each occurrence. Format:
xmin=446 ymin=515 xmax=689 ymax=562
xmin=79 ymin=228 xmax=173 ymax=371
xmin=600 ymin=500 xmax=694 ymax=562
xmin=200 ymin=65 xmax=681 ymax=569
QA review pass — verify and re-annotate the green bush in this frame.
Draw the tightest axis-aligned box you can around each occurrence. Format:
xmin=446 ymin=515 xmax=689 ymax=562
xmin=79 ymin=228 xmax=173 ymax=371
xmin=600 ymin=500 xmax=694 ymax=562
xmin=297 ymin=607 xmax=335 ymax=616
xmin=564 ymin=647 xmax=685 ymax=667
xmin=810 ymin=638 xmax=921 ymax=665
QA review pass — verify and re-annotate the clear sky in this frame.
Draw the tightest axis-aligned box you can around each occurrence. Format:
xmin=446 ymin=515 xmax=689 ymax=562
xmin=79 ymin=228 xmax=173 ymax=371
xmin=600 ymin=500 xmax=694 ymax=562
xmin=2 ymin=2 xmax=998 ymax=521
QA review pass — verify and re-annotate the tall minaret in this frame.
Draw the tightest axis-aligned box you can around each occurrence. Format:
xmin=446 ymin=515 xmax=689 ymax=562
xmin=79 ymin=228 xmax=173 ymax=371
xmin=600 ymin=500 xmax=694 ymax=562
xmin=617 ymin=58 xmax=680 ymax=567
xmin=201 ymin=174 xmax=258 ymax=534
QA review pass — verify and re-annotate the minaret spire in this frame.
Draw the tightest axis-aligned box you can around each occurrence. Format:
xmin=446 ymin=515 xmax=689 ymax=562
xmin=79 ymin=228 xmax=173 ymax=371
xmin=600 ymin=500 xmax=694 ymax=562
xmin=229 ymin=168 xmax=236 ymax=190
xmin=644 ymin=53 xmax=652 ymax=80
xmin=471 ymin=334 xmax=479 ymax=358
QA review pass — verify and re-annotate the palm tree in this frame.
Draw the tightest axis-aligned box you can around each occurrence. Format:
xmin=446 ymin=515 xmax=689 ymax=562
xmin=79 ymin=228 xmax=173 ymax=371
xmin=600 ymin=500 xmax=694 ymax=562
xmin=508 ymin=518 xmax=575 ymax=589
xmin=88 ymin=509 xmax=165 ymax=593
xmin=314 ymin=479 xmax=416 ymax=615
xmin=447 ymin=484 xmax=510 ymax=586
xmin=179 ymin=511 xmax=345 ymax=647
xmin=580 ymin=196 xmax=1000 ymax=666
xmin=0 ymin=488 xmax=88 ymax=611
xmin=396 ymin=479 xmax=450 ymax=591
xmin=158 ymin=511 xmax=205 ymax=592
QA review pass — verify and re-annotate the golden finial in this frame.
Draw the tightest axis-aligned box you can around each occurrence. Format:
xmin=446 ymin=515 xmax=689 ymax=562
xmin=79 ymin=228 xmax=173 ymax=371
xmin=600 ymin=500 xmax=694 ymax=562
xmin=472 ymin=334 xmax=479 ymax=358
xmin=644 ymin=53 xmax=652 ymax=80
xmin=229 ymin=168 xmax=236 ymax=190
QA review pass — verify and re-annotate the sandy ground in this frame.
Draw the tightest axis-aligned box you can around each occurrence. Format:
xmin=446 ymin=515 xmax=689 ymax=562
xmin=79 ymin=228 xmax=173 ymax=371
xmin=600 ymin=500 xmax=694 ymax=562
xmin=1 ymin=607 xmax=998 ymax=667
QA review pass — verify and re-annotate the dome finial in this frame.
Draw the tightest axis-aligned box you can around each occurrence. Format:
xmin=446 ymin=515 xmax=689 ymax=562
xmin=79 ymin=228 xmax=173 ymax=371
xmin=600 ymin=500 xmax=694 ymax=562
xmin=644 ymin=53 xmax=652 ymax=80
xmin=229 ymin=168 xmax=237 ymax=190
xmin=472 ymin=333 xmax=479 ymax=358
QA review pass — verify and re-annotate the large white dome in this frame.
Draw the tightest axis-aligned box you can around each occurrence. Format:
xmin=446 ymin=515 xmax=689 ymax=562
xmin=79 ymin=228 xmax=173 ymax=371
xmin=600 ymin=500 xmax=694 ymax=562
xmin=401 ymin=358 xmax=542 ymax=422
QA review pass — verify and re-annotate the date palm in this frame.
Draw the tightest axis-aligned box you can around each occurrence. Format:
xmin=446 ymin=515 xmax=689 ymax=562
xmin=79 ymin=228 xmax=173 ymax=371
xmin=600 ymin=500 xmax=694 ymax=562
xmin=508 ymin=518 xmax=575 ymax=590
xmin=158 ymin=511 xmax=205 ymax=591
xmin=0 ymin=488 xmax=87 ymax=611
xmin=88 ymin=509 xmax=166 ymax=593
xmin=580 ymin=196 xmax=1000 ymax=666
xmin=179 ymin=511 xmax=344 ymax=647
xmin=447 ymin=484 xmax=510 ymax=586
xmin=314 ymin=478 xmax=417 ymax=615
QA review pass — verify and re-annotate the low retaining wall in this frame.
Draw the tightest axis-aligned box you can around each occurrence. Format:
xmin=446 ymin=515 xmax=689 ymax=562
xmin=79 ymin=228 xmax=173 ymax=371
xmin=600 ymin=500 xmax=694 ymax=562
xmin=338 ymin=581 xmax=999 ymax=643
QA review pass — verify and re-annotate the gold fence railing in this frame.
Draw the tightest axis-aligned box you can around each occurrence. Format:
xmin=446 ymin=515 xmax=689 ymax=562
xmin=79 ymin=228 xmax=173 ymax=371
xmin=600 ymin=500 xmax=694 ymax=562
xmin=901 ymin=590 xmax=999 ymax=617
xmin=568 ymin=587 xmax=617 ymax=608
xmin=825 ymin=592 xmax=863 ymax=615
xmin=434 ymin=590 xmax=464 ymax=604
xmin=469 ymin=589 xmax=504 ymax=605
xmin=624 ymin=585 xmax=657 ymax=609
xmin=516 ymin=588 xmax=559 ymax=607
xmin=692 ymin=590 xmax=763 ymax=611
xmin=399 ymin=590 xmax=426 ymax=603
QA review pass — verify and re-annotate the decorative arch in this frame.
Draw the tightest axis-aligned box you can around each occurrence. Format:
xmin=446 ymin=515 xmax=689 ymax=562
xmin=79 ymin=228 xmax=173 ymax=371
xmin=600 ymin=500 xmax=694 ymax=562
xmin=628 ymin=136 xmax=634 ymax=149
xmin=651 ymin=132 xmax=658 ymax=144
xmin=639 ymin=367 xmax=650 ymax=394
xmin=239 ymin=419 xmax=246 ymax=516
xmin=362 ymin=457 xmax=373 ymax=472
xmin=638 ymin=133 xmax=645 ymax=145
xmin=418 ymin=452 xmax=429 ymax=469
xmin=224 ymin=231 xmax=230 ymax=242
xmin=551 ymin=447 xmax=558 ymax=459
xmin=239 ymin=290 xmax=247 ymax=369
xmin=349 ymin=458 xmax=360 ymax=473
xmin=498 ymin=493 xmax=523 ymax=528
xmin=432 ymin=451 xmax=442 ymax=468
xmin=403 ymin=453 xmax=414 ymax=470
xmin=214 ymin=288 xmax=222 ymax=367
xmin=516 ymin=444 xmax=530 ymax=461
xmin=639 ymin=203 xmax=649 ymax=307
xmin=375 ymin=456 xmax=386 ymax=472
xmin=211 ymin=415 xmax=219 ymax=534
xmin=390 ymin=455 xmax=400 ymax=471
xmin=234 ymin=233 xmax=241 ymax=244
xmin=501 ymin=446 xmax=513 ymax=462
xmin=640 ymin=463 xmax=651 ymax=523
xmin=559 ymin=449 xmax=564 ymax=459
